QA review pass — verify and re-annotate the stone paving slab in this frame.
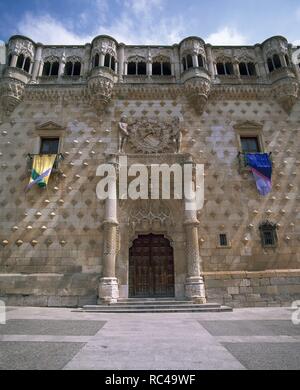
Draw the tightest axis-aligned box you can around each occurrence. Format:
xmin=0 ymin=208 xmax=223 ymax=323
xmin=199 ymin=320 xmax=300 ymax=336
xmin=0 ymin=307 xmax=299 ymax=370
xmin=0 ymin=320 xmax=106 ymax=336
xmin=64 ymin=318 xmax=246 ymax=370
xmin=0 ymin=335 xmax=92 ymax=343
xmin=0 ymin=342 xmax=85 ymax=370
xmin=215 ymin=336 xmax=300 ymax=343
xmin=222 ymin=343 xmax=300 ymax=370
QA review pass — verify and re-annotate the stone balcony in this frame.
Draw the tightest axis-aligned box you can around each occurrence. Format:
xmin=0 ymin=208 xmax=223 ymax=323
xmin=268 ymin=66 xmax=297 ymax=84
xmin=180 ymin=67 xmax=211 ymax=84
xmin=3 ymin=66 xmax=32 ymax=84
xmin=123 ymin=75 xmax=176 ymax=84
xmin=88 ymin=66 xmax=117 ymax=82
xmin=269 ymin=67 xmax=299 ymax=113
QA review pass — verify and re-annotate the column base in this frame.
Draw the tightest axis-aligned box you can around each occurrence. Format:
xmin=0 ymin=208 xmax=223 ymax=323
xmin=185 ymin=276 xmax=207 ymax=304
xmin=98 ymin=277 xmax=119 ymax=304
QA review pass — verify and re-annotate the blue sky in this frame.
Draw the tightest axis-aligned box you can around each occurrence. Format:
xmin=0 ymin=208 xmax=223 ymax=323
xmin=0 ymin=0 xmax=300 ymax=45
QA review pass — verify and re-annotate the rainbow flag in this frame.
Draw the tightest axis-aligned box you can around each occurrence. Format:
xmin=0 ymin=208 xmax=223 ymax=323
xmin=26 ymin=155 xmax=56 ymax=191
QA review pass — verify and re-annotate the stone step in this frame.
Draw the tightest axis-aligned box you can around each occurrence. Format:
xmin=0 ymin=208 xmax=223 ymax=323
xmin=85 ymin=301 xmax=220 ymax=308
xmin=114 ymin=299 xmax=209 ymax=306
xmin=84 ymin=303 xmax=221 ymax=309
xmin=80 ymin=301 xmax=233 ymax=313
xmin=80 ymin=306 xmax=232 ymax=313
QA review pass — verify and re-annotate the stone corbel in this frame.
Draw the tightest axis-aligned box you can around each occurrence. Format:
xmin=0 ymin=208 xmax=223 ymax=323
xmin=0 ymin=78 xmax=25 ymax=120
xmin=87 ymin=73 xmax=114 ymax=115
xmin=183 ymin=77 xmax=211 ymax=115
xmin=272 ymin=79 xmax=299 ymax=114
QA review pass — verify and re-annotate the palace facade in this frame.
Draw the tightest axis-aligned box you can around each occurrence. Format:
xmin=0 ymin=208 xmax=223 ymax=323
xmin=0 ymin=34 xmax=300 ymax=308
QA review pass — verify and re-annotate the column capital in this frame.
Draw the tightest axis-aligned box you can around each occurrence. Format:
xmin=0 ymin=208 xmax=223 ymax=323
xmin=184 ymin=219 xmax=200 ymax=227
xmin=102 ymin=219 xmax=119 ymax=227
xmin=183 ymin=153 xmax=194 ymax=164
xmin=105 ymin=153 xmax=118 ymax=165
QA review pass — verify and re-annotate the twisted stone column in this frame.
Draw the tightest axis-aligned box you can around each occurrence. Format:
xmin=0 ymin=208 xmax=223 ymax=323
xmin=98 ymin=156 xmax=119 ymax=304
xmin=184 ymin=157 xmax=206 ymax=303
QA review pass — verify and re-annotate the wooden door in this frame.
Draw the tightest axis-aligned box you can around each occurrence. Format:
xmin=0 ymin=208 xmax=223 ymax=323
xmin=129 ymin=234 xmax=175 ymax=298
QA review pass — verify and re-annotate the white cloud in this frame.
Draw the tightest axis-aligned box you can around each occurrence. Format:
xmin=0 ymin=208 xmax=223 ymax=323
xmin=103 ymin=0 xmax=184 ymax=44
xmin=205 ymin=26 xmax=247 ymax=45
xmin=17 ymin=13 xmax=92 ymax=45
xmin=101 ymin=8 xmax=184 ymax=44
xmin=16 ymin=1 xmax=184 ymax=46
xmin=126 ymin=0 xmax=163 ymax=16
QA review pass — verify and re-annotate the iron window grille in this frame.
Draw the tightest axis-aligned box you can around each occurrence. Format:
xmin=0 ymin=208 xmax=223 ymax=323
xmin=219 ymin=234 xmax=228 ymax=247
xmin=259 ymin=221 xmax=278 ymax=248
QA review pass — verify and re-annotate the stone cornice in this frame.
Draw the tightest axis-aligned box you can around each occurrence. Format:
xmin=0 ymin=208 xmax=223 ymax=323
xmin=22 ymin=82 xmax=280 ymax=101
xmin=6 ymin=77 xmax=298 ymax=117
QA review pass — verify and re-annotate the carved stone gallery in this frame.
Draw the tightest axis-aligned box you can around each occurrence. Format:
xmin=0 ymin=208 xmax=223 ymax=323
xmin=0 ymin=33 xmax=300 ymax=308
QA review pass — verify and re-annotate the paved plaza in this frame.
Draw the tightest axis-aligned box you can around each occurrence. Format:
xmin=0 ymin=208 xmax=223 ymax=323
xmin=0 ymin=306 xmax=299 ymax=370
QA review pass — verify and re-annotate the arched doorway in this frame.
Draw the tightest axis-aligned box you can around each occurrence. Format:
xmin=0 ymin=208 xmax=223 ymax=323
xmin=129 ymin=234 xmax=175 ymax=298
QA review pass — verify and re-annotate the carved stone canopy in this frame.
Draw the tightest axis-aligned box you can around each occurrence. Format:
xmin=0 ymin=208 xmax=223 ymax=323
xmin=126 ymin=117 xmax=181 ymax=154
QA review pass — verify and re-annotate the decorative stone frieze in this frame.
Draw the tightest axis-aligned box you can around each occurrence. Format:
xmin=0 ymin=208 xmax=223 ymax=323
xmin=180 ymin=37 xmax=206 ymax=57
xmin=92 ymin=36 xmax=117 ymax=58
xmin=262 ymin=36 xmax=289 ymax=58
xmin=8 ymin=36 xmax=35 ymax=59
xmin=129 ymin=200 xmax=174 ymax=229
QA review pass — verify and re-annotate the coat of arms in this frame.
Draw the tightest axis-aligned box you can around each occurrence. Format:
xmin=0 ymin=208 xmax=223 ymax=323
xmin=124 ymin=117 xmax=181 ymax=154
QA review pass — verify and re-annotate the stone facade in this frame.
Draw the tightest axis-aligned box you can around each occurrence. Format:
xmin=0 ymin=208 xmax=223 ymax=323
xmin=0 ymin=34 xmax=300 ymax=307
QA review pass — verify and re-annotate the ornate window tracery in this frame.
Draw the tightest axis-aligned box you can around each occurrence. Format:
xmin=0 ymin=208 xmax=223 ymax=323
xmin=216 ymin=61 xmax=234 ymax=76
xmin=42 ymin=57 xmax=60 ymax=76
xmin=14 ymin=53 xmax=32 ymax=73
xmin=152 ymin=56 xmax=172 ymax=76
xmin=65 ymin=58 xmax=82 ymax=76
xmin=127 ymin=57 xmax=147 ymax=75
xmin=267 ymin=54 xmax=284 ymax=73
xmin=182 ymin=54 xmax=193 ymax=71
xmin=239 ymin=62 xmax=256 ymax=76
xmin=93 ymin=53 xmax=99 ymax=67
